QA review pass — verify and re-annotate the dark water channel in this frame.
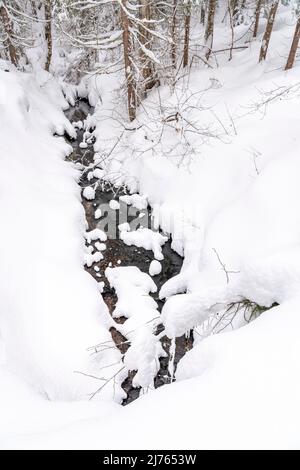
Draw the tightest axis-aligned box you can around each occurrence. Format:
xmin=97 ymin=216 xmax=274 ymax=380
xmin=65 ymin=100 xmax=193 ymax=404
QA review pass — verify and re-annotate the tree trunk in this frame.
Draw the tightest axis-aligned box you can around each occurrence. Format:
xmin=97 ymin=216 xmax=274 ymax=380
xmin=183 ymin=7 xmax=191 ymax=68
xmin=171 ymin=0 xmax=177 ymax=69
xmin=259 ymin=0 xmax=279 ymax=62
xmin=205 ymin=0 xmax=216 ymax=59
xmin=30 ymin=0 xmax=38 ymax=17
xmin=253 ymin=0 xmax=263 ymax=38
xmin=44 ymin=0 xmax=52 ymax=72
xmin=230 ymin=0 xmax=239 ymax=24
xmin=0 ymin=1 xmax=18 ymax=66
xmin=121 ymin=0 xmax=136 ymax=121
xmin=139 ymin=0 xmax=155 ymax=92
xmin=285 ymin=17 xmax=300 ymax=70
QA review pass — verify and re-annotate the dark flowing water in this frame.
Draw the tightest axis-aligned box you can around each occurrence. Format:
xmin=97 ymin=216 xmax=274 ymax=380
xmin=65 ymin=100 xmax=193 ymax=404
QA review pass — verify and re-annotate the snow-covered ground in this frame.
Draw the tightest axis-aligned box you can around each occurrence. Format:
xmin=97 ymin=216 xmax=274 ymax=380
xmin=1 ymin=3 xmax=300 ymax=449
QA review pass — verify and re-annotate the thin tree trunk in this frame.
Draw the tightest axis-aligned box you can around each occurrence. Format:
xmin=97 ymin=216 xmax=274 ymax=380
xmin=171 ymin=0 xmax=177 ymax=69
xmin=285 ymin=17 xmax=300 ymax=70
xmin=30 ymin=0 xmax=38 ymax=17
xmin=228 ymin=0 xmax=234 ymax=61
xmin=200 ymin=1 xmax=205 ymax=25
xmin=121 ymin=0 xmax=136 ymax=121
xmin=0 ymin=1 xmax=18 ymax=66
xmin=259 ymin=0 xmax=279 ymax=62
xmin=44 ymin=0 xmax=52 ymax=72
xmin=205 ymin=0 xmax=216 ymax=60
xmin=183 ymin=7 xmax=191 ymax=68
xmin=253 ymin=0 xmax=263 ymax=38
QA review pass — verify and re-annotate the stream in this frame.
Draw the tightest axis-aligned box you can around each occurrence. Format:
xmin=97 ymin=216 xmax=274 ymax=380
xmin=65 ymin=100 xmax=193 ymax=404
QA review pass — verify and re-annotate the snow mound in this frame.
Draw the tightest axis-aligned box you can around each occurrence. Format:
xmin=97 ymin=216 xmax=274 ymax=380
xmin=105 ymin=266 xmax=164 ymax=388
xmin=0 ymin=70 xmax=123 ymax=403
xmin=82 ymin=186 xmax=95 ymax=200
xmin=85 ymin=228 xmax=107 ymax=243
xmin=120 ymin=228 xmax=168 ymax=260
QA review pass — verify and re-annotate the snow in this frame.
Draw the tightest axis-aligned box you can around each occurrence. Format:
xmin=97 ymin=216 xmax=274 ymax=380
xmin=97 ymin=282 xmax=105 ymax=293
xmin=4 ymin=300 xmax=300 ymax=449
xmin=149 ymin=260 xmax=162 ymax=277
xmin=105 ymin=266 xmax=164 ymax=389
xmin=118 ymin=222 xmax=131 ymax=232
xmin=94 ymin=208 xmax=102 ymax=219
xmin=120 ymin=228 xmax=168 ymax=260
xmin=84 ymin=251 xmax=103 ymax=268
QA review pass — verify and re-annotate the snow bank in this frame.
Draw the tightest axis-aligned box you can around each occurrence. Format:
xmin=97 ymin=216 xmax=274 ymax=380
xmin=0 ymin=70 xmax=123 ymax=403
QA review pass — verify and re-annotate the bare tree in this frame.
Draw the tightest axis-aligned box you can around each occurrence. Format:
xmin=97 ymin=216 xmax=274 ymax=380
xmin=259 ymin=0 xmax=279 ymax=62
xmin=285 ymin=16 xmax=300 ymax=70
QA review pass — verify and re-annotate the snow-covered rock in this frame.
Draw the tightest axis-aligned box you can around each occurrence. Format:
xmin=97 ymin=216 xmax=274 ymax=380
xmin=149 ymin=260 xmax=162 ymax=276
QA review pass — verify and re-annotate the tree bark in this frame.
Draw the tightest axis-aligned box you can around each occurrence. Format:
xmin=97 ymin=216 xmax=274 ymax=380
xmin=30 ymin=0 xmax=38 ymax=17
xmin=171 ymin=0 xmax=177 ymax=69
xmin=259 ymin=0 xmax=279 ymax=62
xmin=253 ymin=0 xmax=263 ymax=38
xmin=285 ymin=17 xmax=300 ymax=70
xmin=121 ymin=0 xmax=136 ymax=121
xmin=0 ymin=1 xmax=18 ymax=66
xmin=183 ymin=6 xmax=191 ymax=68
xmin=44 ymin=0 xmax=52 ymax=72
xmin=230 ymin=0 xmax=239 ymax=24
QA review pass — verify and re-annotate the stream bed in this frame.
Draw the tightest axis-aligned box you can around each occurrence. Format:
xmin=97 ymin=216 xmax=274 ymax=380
xmin=65 ymin=100 xmax=193 ymax=404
